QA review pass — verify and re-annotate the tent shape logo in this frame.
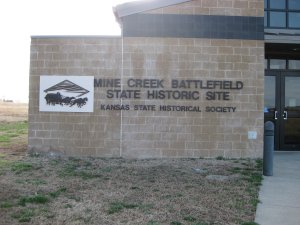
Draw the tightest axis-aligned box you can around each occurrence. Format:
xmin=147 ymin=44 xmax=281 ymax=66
xmin=44 ymin=79 xmax=89 ymax=97
xmin=40 ymin=76 xmax=94 ymax=112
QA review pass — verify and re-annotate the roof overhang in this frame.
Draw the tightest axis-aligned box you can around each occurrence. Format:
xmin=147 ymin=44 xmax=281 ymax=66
xmin=113 ymin=0 xmax=192 ymax=21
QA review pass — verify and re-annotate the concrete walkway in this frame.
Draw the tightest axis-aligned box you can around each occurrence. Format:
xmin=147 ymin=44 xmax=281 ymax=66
xmin=255 ymin=152 xmax=300 ymax=225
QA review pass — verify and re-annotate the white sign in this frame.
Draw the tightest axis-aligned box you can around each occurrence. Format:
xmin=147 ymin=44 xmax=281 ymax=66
xmin=39 ymin=76 xmax=94 ymax=112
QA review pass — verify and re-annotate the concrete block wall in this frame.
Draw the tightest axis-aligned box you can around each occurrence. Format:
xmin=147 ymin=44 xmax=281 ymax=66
xmin=146 ymin=0 xmax=264 ymax=17
xmin=120 ymin=0 xmax=264 ymax=158
xmin=121 ymin=38 xmax=264 ymax=158
xmin=29 ymin=0 xmax=264 ymax=158
xmin=29 ymin=37 xmax=122 ymax=157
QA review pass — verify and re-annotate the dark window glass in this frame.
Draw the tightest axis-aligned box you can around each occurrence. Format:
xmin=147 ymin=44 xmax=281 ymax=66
xmin=284 ymin=119 xmax=300 ymax=145
xmin=289 ymin=12 xmax=300 ymax=28
xmin=265 ymin=0 xmax=268 ymax=8
xmin=270 ymin=0 xmax=286 ymax=9
xmin=285 ymin=77 xmax=300 ymax=112
xmin=270 ymin=12 xmax=286 ymax=27
xmin=289 ymin=0 xmax=300 ymax=10
xmin=265 ymin=11 xmax=268 ymax=26
xmin=264 ymin=76 xmax=276 ymax=112
xmin=289 ymin=60 xmax=300 ymax=69
xmin=270 ymin=59 xmax=286 ymax=69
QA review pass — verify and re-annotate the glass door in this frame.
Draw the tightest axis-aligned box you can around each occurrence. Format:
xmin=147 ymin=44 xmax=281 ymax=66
xmin=264 ymin=73 xmax=280 ymax=150
xmin=281 ymin=74 xmax=300 ymax=149
xmin=264 ymin=71 xmax=300 ymax=150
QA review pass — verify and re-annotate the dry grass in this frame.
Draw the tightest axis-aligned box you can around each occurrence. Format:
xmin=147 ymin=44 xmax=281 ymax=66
xmin=0 ymin=102 xmax=28 ymax=122
xmin=0 ymin=102 xmax=261 ymax=225
xmin=0 ymin=102 xmax=28 ymax=159
xmin=0 ymin=154 xmax=262 ymax=225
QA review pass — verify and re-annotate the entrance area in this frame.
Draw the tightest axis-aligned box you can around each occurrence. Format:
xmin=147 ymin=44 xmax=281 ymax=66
xmin=265 ymin=71 xmax=300 ymax=150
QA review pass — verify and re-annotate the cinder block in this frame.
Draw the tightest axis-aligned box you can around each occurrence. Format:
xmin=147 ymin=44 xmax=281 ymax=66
xmin=29 ymin=1 xmax=264 ymax=159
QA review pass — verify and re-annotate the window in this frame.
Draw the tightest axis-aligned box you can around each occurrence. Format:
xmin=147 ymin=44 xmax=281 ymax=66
xmin=270 ymin=0 xmax=285 ymax=9
xmin=270 ymin=12 xmax=286 ymax=27
xmin=265 ymin=0 xmax=300 ymax=29
xmin=264 ymin=11 xmax=268 ymax=27
xmin=288 ymin=13 xmax=300 ymax=28
xmin=289 ymin=0 xmax=300 ymax=10
xmin=270 ymin=59 xmax=286 ymax=69
xmin=265 ymin=59 xmax=300 ymax=70
xmin=289 ymin=60 xmax=300 ymax=69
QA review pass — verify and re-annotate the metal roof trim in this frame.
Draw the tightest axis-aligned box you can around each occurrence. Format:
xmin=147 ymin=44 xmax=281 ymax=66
xmin=264 ymin=28 xmax=300 ymax=36
xmin=113 ymin=0 xmax=192 ymax=18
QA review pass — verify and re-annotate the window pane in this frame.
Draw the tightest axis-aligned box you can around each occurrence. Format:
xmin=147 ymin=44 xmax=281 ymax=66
xmin=270 ymin=0 xmax=286 ymax=9
xmin=289 ymin=0 xmax=300 ymax=10
xmin=284 ymin=119 xmax=300 ymax=145
xmin=289 ymin=13 xmax=300 ymax=28
xmin=264 ymin=76 xmax=276 ymax=112
xmin=265 ymin=0 xmax=268 ymax=8
xmin=285 ymin=76 xmax=300 ymax=112
xmin=270 ymin=12 xmax=286 ymax=27
xmin=265 ymin=59 xmax=268 ymax=69
xmin=265 ymin=11 xmax=268 ymax=26
xmin=289 ymin=60 xmax=300 ymax=69
xmin=270 ymin=59 xmax=286 ymax=69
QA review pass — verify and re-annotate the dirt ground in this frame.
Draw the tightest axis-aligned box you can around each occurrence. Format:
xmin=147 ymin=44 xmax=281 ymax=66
xmin=0 ymin=102 xmax=261 ymax=225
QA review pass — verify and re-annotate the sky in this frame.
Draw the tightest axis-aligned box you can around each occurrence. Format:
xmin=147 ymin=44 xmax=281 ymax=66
xmin=0 ymin=0 xmax=131 ymax=103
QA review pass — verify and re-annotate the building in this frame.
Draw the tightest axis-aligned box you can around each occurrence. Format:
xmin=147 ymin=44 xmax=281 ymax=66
xmin=28 ymin=0 xmax=300 ymax=158
xmin=264 ymin=0 xmax=300 ymax=150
